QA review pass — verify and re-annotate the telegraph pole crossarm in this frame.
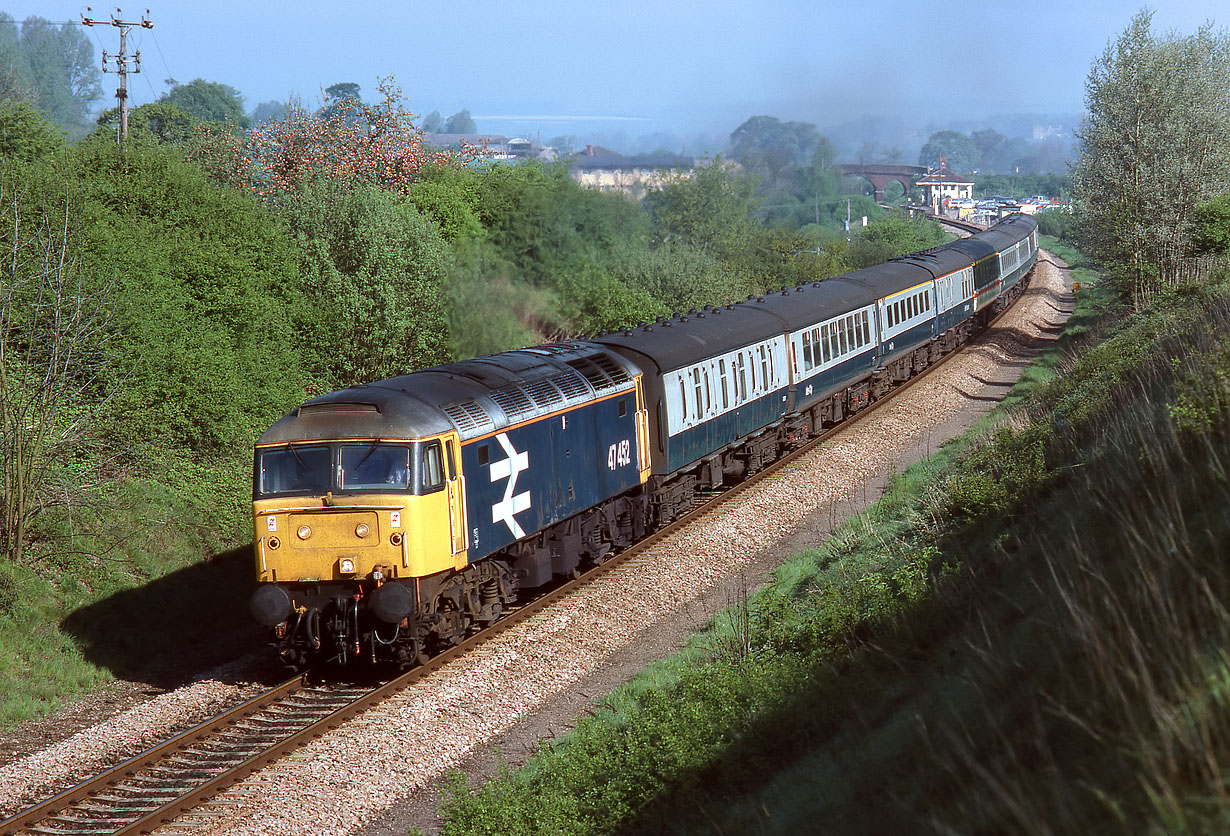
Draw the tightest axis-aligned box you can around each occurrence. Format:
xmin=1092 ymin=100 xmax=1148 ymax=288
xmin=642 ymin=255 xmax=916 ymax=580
xmin=81 ymin=7 xmax=154 ymax=144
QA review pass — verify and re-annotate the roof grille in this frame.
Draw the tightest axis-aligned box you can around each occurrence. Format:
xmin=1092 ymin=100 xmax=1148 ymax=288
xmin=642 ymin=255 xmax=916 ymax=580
xmin=566 ymin=357 xmax=612 ymax=391
xmin=550 ymin=370 xmax=592 ymax=401
xmin=441 ymin=400 xmax=495 ymax=436
xmin=589 ymin=352 xmax=631 ymax=385
xmin=490 ymin=387 xmax=534 ymax=422
xmin=522 ymin=378 xmax=564 ymax=409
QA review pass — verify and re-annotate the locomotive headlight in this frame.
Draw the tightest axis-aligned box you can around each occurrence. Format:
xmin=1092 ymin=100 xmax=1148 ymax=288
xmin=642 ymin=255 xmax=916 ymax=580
xmin=354 ymin=523 xmax=370 ymax=538
xmin=297 ymin=524 xmax=312 ymax=540
xmin=339 ymin=557 xmax=356 ymax=574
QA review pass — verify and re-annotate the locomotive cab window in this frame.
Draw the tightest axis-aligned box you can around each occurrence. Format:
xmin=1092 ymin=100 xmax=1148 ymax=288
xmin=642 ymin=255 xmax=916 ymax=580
xmin=340 ymin=443 xmax=411 ymax=491
xmin=421 ymin=442 xmax=445 ymax=492
xmin=257 ymin=444 xmax=332 ymax=496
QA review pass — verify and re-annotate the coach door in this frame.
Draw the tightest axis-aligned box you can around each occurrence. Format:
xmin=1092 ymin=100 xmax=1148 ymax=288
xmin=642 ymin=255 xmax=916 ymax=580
xmin=444 ymin=434 xmax=467 ymax=556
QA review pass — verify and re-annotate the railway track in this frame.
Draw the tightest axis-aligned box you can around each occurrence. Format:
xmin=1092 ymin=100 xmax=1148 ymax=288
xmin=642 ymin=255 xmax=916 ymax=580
xmin=0 ymin=265 xmax=1031 ymax=836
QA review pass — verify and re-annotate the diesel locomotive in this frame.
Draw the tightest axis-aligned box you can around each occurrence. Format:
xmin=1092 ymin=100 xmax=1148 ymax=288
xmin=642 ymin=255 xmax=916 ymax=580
xmin=249 ymin=213 xmax=1039 ymax=669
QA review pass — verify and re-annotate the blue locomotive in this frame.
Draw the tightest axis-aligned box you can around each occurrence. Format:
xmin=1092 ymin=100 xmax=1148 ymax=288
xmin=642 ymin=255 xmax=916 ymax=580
xmin=249 ymin=214 xmax=1038 ymax=668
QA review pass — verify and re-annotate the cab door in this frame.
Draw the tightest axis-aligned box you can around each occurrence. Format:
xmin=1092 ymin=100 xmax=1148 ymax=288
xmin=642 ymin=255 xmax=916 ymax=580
xmin=634 ymin=378 xmax=652 ymax=484
xmin=444 ymin=434 xmax=468 ymax=556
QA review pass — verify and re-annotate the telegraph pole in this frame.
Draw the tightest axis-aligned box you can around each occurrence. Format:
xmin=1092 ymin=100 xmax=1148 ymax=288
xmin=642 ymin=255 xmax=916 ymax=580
xmin=81 ymin=7 xmax=153 ymax=144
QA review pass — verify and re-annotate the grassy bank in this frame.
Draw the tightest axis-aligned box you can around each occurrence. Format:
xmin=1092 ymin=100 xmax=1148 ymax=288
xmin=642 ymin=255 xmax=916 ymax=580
xmin=436 ymin=267 xmax=1230 ymax=833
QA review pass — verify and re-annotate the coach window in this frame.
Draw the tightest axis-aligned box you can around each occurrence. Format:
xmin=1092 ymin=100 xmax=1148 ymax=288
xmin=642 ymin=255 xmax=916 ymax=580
xmin=679 ymin=378 xmax=688 ymax=422
xmin=703 ymin=368 xmax=712 ymax=412
xmin=736 ymin=354 xmax=747 ymax=401
xmin=719 ymin=359 xmax=729 ymax=408
xmin=861 ymin=311 xmax=871 ymax=344
xmin=801 ymin=331 xmax=812 ymax=371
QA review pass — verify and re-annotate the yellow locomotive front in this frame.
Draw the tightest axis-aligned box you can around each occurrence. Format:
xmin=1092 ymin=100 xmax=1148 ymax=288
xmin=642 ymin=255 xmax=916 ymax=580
xmin=250 ymin=429 xmax=471 ymax=668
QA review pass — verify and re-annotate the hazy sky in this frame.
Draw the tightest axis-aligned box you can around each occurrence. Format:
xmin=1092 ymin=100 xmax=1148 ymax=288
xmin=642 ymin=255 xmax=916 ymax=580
xmin=10 ymin=1 xmax=1225 ymax=149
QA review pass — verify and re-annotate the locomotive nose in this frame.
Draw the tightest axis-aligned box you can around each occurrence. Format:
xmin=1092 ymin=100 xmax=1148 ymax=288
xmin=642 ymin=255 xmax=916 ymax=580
xmin=251 ymin=584 xmax=293 ymax=626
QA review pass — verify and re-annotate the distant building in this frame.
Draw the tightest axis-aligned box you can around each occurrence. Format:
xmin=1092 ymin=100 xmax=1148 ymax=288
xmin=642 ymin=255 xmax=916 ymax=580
xmin=422 ymin=133 xmax=557 ymax=162
xmin=568 ymin=144 xmax=695 ymax=196
xmin=915 ymin=159 xmax=975 ymax=213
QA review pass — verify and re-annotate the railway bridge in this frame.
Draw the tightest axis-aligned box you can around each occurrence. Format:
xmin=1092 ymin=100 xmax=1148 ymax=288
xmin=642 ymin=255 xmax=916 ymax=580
xmin=837 ymin=163 xmax=928 ymax=202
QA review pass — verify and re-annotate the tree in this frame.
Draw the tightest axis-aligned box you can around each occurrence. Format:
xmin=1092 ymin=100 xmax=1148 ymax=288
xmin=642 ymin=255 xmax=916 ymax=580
xmin=250 ymin=100 xmax=288 ymax=126
xmin=421 ymin=110 xmax=443 ymax=133
xmin=444 ymin=109 xmax=476 ymax=134
xmin=0 ymin=14 xmax=35 ymax=106
xmin=284 ymin=181 xmax=451 ymax=386
xmin=1072 ymin=10 xmax=1230 ymax=305
xmin=0 ymin=16 xmax=101 ymax=133
xmin=644 ymin=160 xmax=758 ymax=259
xmin=0 ymin=100 xmax=64 ymax=160
xmin=918 ymin=130 xmax=979 ymax=173
xmin=971 ymin=128 xmax=1007 ymax=172
xmin=1191 ymin=194 xmax=1230 ymax=255
xmin=0 ymin=173 xmax=120 ymax=564
xmin=320 ymin=82 xmax=361 ymax=125
xmin=94 ymin=101 xmax=195 ymax=145
xmin=193 ymin=78 xmax=481 ymax=202
xmin=848 ymin=212 xmax=946 ymax=269
xmin=160 ymin=78 xmax=248 ymax=128
xmin=729 ymin=115 xmax=822 ymax=186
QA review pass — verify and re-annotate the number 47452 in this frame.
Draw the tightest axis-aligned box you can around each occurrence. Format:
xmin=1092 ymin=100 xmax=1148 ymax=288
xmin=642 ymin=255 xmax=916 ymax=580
xmin=607 ymin=439 xmax=632 ymax=470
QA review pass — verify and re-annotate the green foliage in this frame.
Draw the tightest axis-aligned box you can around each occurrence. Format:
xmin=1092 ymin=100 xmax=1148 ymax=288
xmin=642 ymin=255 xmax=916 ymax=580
xmin=0 ymin=99 xmax=63 ymax=161
xmin=0 ymin=15 xmax=100 ymax=134
xmin=406 ymin=164 xmax=484 ymax=243
xmin=945 ymin=425 xmax=1051 ymax=517
xmin=249 ymin=99 xmax=288 ymax=126
xmin=282 ymin=179 xmax=450 ymax=388
xmin=918 ymin=130 xmax=980 ymax=173
xmin=730 ymin=115 xmax=823 ymax=188
xmin=64 ymin=140 xmax=308 ymax=459
xmin=1072 ymin=10 xmax=1230 ymax=305
xmin=847 ymin=212 xmax=946 ymax=268
xmin=644 ymin=161 xmax=757 ymax=259
xmin=444 ymin=243 xmax=559 ymax=359
xmin=1034 ymin=207 xmax=1080 ymax=242
xmin=444 ymin=109 xmax=477 ymax=134
xmin=93 ymin=102 xmax=197 ymax=146
xmin=973 ymin=172 xmax=1070 ymax=199
xmin=160 ymin=78 xmax=249 ymax=129
xmin=1191 ymin=194 xmax=1230 ymax=255
xmin=320 ymin=82 xmax=362 ymax=125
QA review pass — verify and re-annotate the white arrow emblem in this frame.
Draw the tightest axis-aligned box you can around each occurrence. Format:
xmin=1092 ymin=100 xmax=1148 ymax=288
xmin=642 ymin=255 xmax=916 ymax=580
xmin=490 ymin=432 xmax=531 ymax=538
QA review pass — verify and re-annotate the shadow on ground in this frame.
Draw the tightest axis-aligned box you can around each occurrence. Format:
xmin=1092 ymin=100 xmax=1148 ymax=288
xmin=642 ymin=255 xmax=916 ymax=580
xmin=60 ymin=546 xmax=282 ymax=688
